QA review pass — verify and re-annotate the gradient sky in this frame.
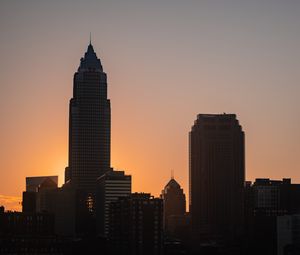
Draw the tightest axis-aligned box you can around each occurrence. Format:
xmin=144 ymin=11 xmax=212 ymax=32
xmin=0 ymin=0 xmax=300 ymax=211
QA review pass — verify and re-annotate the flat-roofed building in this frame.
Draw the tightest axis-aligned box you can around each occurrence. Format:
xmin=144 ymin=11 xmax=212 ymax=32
xmin=109 ymin=193 xmax=163 ymax=255
xmin=96 ymin=170 xmax=131 ymax=237
xmin=189 ymin=114 xmax=245 ymax=245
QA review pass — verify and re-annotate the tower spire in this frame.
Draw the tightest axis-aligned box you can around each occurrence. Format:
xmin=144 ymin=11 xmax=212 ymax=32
xmin=171 ymin=169 xmax=174 ymax=180
xmin=89 ymin=32 xmax=92 ymax=45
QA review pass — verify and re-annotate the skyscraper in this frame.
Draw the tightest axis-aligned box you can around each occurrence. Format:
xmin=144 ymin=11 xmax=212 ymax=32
xmin=65 ymin=41 xmax=111 ymax=194
xmin=189 ymin=114 xmax=245 ymax=245
xmin=160 ymin=177 xmax=186 ymax=235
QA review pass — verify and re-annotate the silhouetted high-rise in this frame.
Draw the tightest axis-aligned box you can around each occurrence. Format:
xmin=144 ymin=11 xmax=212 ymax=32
xmin=161 ymin=177 xmax=186 ymax=220
xmin=189 ymin=114 xmax=245 ymax=244
xmin=161 ymin=177 xmax=186 ymax=237
xmin=96 ymin=170 xmax=131 ymax=237
xmin=65 ymin=42 xmax=111 ymax=193
xmin=109 ymin=193 xmax=163 ymax=255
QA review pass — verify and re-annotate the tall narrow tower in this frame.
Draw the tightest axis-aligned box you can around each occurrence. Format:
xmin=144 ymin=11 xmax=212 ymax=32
xmin=189 ymin=114 xmax=244 ymax=244
xmin=65 ymin=42 xmax=111 ymax=193
xmin=161 ymin=177 xmax=186 ymax=237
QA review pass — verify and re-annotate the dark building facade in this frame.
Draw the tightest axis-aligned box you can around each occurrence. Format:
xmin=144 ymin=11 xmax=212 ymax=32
xmin=37 ymin=184 xmax=96 ymax=237
xmin=96 ymin=170 xmax=131 ymax=237
xmin=244 ymin=178 xmax=300 ymax=255
xmin=25 ymin=176 xmax=58 ymax=192
xmin=109 ymin=193 xmax=163 ymax=255
xmin=0 ymin=207 xmax=62 ymax=255
xmin=22 ymin=175 xmax=95 ymax=236
xmin=251 ymin=178 xmax=300 ymax=215
xmin=22 ymin=176 xmax=58 ymax=213
xmin=277 ymin=214 xmax=300 ymax=255
xmin=160 ymin=177 xmax=186 ymax=238
xmin=0 ymin=206 xmax=105 ymax=254
xmin=65 ymin=42 xmax=111 ymax=193
xmin=22 ymin=192 xmax=36 ymax=213
xmin=0 ymin=209 xmax=54 ymax=236
xmin=189 ymin=114 xmax=245 ymax=245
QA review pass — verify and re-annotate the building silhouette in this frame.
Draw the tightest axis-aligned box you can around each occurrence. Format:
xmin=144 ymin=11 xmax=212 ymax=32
xmin=25 ymin=176 xmax=58 ymax=192
xmin=22 ymin=176 xmax=58 ymax=213
xmin=244 ymin=178 xmax=300 ymax=255
xmin=189 ymin=114 xmax=245 ymax=246
xmin=109 ymin=193 xmax=163 ymax=255
xmin=46 ymin=186 xmax=96 ymax=236
xmin=0 ymin=207 xmax=54 ymax=236
xmin=161 ymin=177 xmax=186 ymax=222
xmin=277 ymin=214 xmax=300 ymax=255
xmin=161 ymin=177 xmax=187 ymax=239
xmin=0 ymin=205 xmax=107 ymax=254
xmin=251 ymin=178 xmax=300 ymax=214
xmin=65 ymin=41 xmax=111 ymax=194
xmin=96 ymin=170 xmax=131 ymax=237
xmin=0 ymin=205 xmax=62 ymax=254
xmin=22 ymin=175 xmax=97 ymax=236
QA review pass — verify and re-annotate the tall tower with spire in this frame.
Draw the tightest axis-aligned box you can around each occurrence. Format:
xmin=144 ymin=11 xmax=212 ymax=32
xmin=65 ymin=41 xmax=111 ymax=194
xmin=161 ymin=176 xmax=186 ymax=237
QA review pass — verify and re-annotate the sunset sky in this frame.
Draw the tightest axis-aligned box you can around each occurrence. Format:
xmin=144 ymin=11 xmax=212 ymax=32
xmin=0 ymin=0 xmax=300 ymax=211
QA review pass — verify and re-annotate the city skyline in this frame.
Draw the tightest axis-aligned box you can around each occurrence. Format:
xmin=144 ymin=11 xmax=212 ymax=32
xmin=1 ymin=0 xmax=300 ymax=211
